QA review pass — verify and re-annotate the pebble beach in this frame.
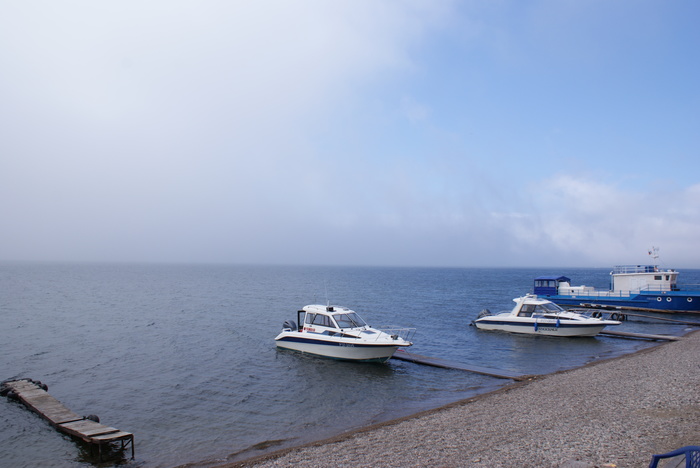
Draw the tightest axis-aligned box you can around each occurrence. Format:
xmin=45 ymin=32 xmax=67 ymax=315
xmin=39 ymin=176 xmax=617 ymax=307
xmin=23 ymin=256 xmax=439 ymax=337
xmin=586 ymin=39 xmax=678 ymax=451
xmin=225 ymin=330 xmax=699 ymax=468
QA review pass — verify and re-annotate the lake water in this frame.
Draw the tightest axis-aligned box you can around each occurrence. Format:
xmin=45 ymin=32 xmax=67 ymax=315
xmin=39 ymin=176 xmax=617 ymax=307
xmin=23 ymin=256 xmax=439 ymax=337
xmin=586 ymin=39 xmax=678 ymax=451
xmin=1 ymin=263 xmax=698 ymax=467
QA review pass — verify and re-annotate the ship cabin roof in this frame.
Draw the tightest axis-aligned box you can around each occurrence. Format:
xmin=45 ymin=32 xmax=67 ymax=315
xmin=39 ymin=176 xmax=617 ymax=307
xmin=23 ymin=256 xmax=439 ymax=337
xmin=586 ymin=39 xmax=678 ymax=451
xmin=534 ymin=276 xmax=571 ymax=296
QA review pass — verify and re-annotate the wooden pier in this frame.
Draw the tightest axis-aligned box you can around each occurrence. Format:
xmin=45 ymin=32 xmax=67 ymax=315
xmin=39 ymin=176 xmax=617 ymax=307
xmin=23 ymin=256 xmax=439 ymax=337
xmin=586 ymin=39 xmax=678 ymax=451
xmin=391 ymin=350 xmax=528 ymax=380
xmin=1 ymin=379 xmax=134 ymax=461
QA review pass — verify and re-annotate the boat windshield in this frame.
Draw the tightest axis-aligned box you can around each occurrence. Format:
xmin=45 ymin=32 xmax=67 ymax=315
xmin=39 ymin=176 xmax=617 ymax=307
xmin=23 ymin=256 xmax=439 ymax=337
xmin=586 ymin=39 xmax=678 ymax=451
xmin=537 ymin=302 xmax=565 ymax=313
xmin=333 ymin=313 xmax=367 ymax=329
xmin=306 ymin=313 xmax=333 ymax=327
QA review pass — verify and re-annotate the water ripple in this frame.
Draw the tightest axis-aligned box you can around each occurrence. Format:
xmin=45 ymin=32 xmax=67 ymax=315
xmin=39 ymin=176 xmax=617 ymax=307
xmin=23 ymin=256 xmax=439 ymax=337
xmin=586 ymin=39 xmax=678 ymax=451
xmin=1 ymin=263 xmax=695 ymax=467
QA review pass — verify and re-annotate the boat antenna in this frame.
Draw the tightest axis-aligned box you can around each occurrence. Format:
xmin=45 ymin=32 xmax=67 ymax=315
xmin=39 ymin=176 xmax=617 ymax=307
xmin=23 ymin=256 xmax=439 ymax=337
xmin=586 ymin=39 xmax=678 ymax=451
xmin=648 ymin=246 xmax=659 ymax=266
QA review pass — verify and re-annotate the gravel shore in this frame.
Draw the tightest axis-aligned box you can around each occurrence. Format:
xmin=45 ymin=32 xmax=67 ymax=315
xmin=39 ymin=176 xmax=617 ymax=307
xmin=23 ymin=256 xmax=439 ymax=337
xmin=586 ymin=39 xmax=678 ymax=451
xmin=226 ymin=330 xmax=699 ymax=468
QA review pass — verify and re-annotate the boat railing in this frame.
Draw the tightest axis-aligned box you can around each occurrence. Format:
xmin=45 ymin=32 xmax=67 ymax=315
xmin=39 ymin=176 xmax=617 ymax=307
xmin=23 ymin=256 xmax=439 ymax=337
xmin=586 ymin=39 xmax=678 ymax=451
xmin=638 ymin=284 xmax=675 ymax=293
xmin=377 ymin=326 xmax=416 ymax=343
xmin=559 ymin=284 xmax=691 ymax=298
xmin=612 ymin=265 xmax=678 ymax=274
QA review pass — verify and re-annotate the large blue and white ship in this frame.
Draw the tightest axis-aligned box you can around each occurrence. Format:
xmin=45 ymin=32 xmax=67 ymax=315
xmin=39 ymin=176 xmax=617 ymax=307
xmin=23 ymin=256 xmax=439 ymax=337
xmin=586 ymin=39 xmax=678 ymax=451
xmin=534 ymin=248 xmax=700 ymax=314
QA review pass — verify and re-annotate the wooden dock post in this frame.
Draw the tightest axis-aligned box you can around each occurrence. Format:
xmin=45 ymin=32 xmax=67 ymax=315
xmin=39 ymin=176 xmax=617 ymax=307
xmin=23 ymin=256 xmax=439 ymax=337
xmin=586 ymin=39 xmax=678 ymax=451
xmin=1 ymin=379 xmax=134 ymax=461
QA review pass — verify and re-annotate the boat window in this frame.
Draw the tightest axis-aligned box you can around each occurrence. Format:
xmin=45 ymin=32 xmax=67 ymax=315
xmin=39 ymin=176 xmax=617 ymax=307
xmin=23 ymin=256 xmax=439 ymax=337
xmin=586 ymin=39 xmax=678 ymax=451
xmin=305 ymin=313 xmax=316 ymax=324
xmin=311 ymin=314 xmax=332 ymax=327
xmin=518 ymin=305 xmax=535 ymax=317
xmin=655 ymin=275 xmax=662 ymax=281
xmin=333 ymin=313 xmax=367 ymax=329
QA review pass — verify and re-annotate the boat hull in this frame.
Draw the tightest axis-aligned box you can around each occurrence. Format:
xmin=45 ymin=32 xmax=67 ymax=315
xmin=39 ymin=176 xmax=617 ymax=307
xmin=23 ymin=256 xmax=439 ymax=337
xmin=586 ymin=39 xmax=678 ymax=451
xmin=474 ymin=319 xmax=610 ymax=337
xmin=275 ymin=334 xmax=403 ymax=362
xmin=543 ymin=292 xmax=700 ymax=313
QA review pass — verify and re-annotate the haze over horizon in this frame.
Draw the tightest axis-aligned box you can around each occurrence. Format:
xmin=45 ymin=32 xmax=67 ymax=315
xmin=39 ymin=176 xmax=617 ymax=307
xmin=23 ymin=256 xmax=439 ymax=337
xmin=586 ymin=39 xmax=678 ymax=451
xmin=1 ymin=1 xmax=699 ymax=269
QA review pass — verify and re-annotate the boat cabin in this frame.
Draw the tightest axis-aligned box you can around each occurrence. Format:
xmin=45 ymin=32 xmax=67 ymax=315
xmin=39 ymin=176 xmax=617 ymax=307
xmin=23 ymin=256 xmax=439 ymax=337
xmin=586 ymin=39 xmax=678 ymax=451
xmin=533 ymin=276 xmax=571 ymax=296
xmin=513 ymin=296 xmax=567 ymax=317
xmin=296 ymin=305 xmax=370 ymax=334
xmin=611 ymin=265 xmax=678 ymax=292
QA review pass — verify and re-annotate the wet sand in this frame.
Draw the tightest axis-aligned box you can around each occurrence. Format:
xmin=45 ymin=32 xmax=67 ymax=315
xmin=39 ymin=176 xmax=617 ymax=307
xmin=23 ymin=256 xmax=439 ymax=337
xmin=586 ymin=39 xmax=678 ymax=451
xmin=222 ymin=330 xmax=699 ymax=467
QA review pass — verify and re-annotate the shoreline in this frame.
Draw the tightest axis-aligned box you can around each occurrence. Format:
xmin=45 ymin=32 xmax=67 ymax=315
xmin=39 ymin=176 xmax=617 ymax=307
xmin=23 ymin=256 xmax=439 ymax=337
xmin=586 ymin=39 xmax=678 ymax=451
xmin=215 ymin=330 xmax=699 ymax=467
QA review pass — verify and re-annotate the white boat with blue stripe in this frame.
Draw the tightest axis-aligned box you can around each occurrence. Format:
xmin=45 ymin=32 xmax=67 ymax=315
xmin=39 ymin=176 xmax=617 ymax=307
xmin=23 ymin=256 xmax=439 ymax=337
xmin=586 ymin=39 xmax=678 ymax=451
xmin=275 ymin=305 xmax=414 ymax=363
xmin=473 ymin=294 xmax=620 ymax=337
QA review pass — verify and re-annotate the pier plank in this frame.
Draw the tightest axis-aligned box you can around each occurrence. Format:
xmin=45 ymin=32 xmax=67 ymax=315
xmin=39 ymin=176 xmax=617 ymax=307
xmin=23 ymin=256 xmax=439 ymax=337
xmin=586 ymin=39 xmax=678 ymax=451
xmin=17 ymin=393 xmax=82 ymax=424
xmin=1 ymin=379 xmax=134 ymax=460
xmin=60 ymin=420 xmax=119 ymax=438
xmin=91 ymin=431 xmax=134 ymax=442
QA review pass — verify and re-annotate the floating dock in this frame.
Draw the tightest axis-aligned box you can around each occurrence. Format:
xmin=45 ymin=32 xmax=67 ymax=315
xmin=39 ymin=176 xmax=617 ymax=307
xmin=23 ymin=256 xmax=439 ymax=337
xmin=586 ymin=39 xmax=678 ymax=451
xmin=578 ymin=302 xmax=700 ymax=316
xmin=391 ymin=350 xmax=528 ymax=380
xmin=1 ymin=379 xmax=134 ymax=461
xmin=583 ymin=307 xmax=700 ymax=326
xmin=599 ymin=330 xmax=679 ymax=341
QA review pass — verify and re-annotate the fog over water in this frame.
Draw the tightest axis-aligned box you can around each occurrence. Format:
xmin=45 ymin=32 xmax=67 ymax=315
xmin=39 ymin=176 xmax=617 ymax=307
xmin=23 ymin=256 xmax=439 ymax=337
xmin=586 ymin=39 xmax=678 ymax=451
xmin=1 ymin=2 xmax=699 ymax=268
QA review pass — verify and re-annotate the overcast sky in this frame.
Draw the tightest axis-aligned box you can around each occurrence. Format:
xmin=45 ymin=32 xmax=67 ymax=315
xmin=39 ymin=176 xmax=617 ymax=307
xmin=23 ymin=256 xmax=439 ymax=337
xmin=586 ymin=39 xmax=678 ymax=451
xmin=1 ymin=1 xmax=698 ymax=268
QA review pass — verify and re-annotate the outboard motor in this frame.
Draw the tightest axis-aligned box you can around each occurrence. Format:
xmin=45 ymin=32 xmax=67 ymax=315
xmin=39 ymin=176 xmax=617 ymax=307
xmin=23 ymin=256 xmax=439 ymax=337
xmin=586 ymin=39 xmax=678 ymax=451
xmin=283 ymin=320 xmax=297 ymax=331
xmin=470 ymin=309 xmax=492 ymax=326
xmin=476 ymin=309 xmax=492 ymax=319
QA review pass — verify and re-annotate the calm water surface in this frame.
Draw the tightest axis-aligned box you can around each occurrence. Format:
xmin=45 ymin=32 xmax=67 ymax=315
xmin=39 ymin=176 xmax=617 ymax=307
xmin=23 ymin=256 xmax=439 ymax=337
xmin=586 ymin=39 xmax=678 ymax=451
xmin=1 ymin=263 xmax=697 ymax=467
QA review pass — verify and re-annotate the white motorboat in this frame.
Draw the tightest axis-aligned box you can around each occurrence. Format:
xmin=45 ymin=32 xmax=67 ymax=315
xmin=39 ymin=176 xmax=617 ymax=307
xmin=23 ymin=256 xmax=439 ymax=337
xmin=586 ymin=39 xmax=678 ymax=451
xmin=473 ymin=294 xmax=621 ymax=337
xmin=275 ymin=305 xmax=414 ymax=362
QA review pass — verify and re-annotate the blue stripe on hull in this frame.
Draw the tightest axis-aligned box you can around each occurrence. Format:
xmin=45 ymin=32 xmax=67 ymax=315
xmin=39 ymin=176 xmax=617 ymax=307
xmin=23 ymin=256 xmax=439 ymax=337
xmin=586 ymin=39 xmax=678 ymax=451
xmin=275 ymin=338 xmax=397 ymax=362
xmin=477 ymin=320 xmax=605 ymax=330
xmin=276 ymin=336 xmax=400 ymax=348
xmin=474 ymin=320 xmax=607 ymax=336
xmin=276 ymin=347 xmax=391 ymax=363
